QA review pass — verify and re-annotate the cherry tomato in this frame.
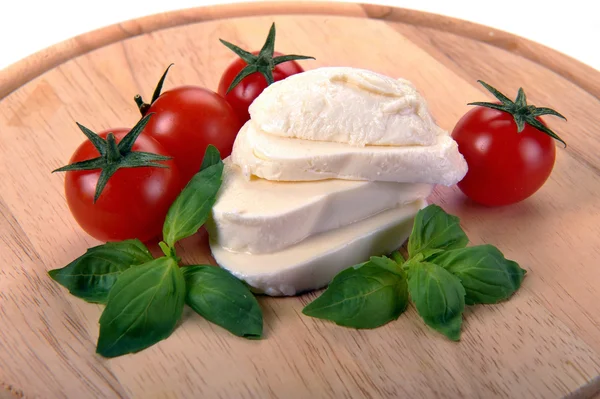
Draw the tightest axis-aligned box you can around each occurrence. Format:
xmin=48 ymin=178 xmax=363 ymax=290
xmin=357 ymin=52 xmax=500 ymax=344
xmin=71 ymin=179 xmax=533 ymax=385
xmin=64 ymin=129 xmax=181 ymax=242
xmin=142 ymin=86 xmax=241 ymax=184
xmin=452 ymin=106 xmax=556 ymax=207
xmin=217 ymin=51 xmax=305 ymax=124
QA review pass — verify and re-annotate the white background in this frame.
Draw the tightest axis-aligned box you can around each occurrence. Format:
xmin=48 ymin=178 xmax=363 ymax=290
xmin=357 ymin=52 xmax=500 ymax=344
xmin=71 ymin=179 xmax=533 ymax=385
xmin=1 ymin=0 xmax=599 ymax=71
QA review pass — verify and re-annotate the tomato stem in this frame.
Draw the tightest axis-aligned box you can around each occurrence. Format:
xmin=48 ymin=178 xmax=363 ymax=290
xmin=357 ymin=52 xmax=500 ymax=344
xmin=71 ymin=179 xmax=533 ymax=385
xmin=52 ymin=114 xmax=173 ymax=202
xmin=134 ymin=94 xmax=151 ymax=116
xmin=468 ymin=80 xmax=567 ymax=147
xmin=219 ymin=22 xmax=314 ymax=93
xmin=105 ymin=134 xmax=122 ymax=163
xmin=134 ymin=64 xmax=174 ymax=116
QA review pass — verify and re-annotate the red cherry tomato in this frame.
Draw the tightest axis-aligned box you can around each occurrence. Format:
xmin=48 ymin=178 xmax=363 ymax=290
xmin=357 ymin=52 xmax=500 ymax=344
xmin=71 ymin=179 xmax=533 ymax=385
xmin=143 ymin=86 xmax=241 ymax=184
xmin=217 ymin=51 xmax=305 ymax=124
xmin=451 ymin=106 xmax=556 ymax=207
xmin=64 ymin=129 xmax=181 ymax=242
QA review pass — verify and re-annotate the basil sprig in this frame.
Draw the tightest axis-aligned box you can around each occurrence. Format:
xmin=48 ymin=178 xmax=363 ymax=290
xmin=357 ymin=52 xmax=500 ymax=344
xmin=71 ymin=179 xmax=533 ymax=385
xmin=303 ymin=204 xmax=526 ymax=341
xmin=407 ymin=204 xmax=468 ymax=258
xmin=48 ymin=239 xmax=153 ymax=303
xmin=97 ymin=257 xmax=185 ymax=358
xmin=407 ymin=261 xmax=465 ymax=340
xmin=162 ymin=152 xmax=224 ymax=248
xmin=429 ymin=245 xmax=526 ymax=305
xmin=183 ymin=266 xmax=263 ymax=338
xmin=303 ymin=259 xmax=408 ymax=329
xmin=49 ymin=146 xmax=263 ymax=358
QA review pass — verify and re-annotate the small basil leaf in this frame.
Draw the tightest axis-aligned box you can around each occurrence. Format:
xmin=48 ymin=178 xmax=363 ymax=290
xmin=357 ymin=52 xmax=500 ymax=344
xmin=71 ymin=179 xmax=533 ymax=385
xmin=96 ymin=256 xmax=185 ymax=358
xmin=183 ymin=266 xmax=263 ymax=339
xmin=302 ymin=262 xmax=408 ymax=329
xmin=48 ymin=239 xmax=153 ymax=303
xmin=407 ymin=204 xmax=468 ymax=258
xmin=416 ymin=249 xmax=446 ymax=262
xmin=408 ymin=262 xmax=465 ymax=341
xmin=200 ymin=145 xmax=222 ymax=172
xmin=162 ymin=146 xmax=224 ymax=247
xmin=389 ymin=251 xmax=406 ymax=265
xmin=368 ymin=255 xmax=402 ymax=275
xmin=430 ymin=245 xmax=526 ymax=305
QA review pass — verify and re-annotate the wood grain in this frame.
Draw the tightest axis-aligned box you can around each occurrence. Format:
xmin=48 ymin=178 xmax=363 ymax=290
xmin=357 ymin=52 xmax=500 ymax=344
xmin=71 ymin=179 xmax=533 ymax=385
xmin=1 ymin=3 xmax=600 ymax=398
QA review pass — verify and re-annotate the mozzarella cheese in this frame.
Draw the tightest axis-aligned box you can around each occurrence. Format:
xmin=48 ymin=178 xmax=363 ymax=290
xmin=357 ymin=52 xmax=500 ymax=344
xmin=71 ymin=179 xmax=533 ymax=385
xmin=248 ymin=67 xmax=443 ymax=146
xmin=210 ymin=199 xmax=425 ymax=296
xmin=207 ymin=67 xmax=468 ymax=296
xmin=231 ymin=121 xmax=467 ymax=186
xmin=206 ymin=159 xmax=432 ymax=254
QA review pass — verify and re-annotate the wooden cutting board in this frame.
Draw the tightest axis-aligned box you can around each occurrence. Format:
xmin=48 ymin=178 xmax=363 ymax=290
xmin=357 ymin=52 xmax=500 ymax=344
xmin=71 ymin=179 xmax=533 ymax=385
xmin=1 ymin=2 xmax=600 ymax=398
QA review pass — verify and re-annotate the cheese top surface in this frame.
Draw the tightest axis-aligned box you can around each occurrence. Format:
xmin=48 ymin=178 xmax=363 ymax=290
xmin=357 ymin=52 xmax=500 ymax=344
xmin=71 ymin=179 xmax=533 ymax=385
xmin=248 ymin=66 xmax=444 ymax=147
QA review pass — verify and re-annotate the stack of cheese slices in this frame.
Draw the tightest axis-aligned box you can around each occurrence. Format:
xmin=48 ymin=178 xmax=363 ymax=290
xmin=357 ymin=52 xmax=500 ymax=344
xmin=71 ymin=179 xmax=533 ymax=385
xmin=205 ymin=67 xmax=468 ymax=296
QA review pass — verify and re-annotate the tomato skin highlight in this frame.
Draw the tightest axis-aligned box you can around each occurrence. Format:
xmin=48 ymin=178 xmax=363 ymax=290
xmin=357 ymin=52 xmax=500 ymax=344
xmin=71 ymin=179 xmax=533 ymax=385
xmin=143 ymin=86 xmax=241 ymax=184
xmin=451 ymin=106 xmax=556 ymax=207
xmin=217 ymin=51 xmax=305 ymax=124
xmin=64 ymin=129 xmax=181 ymax=243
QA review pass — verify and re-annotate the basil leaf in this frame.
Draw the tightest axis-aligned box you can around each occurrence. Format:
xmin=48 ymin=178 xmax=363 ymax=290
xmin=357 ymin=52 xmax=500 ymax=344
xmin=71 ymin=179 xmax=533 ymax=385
xmin=96 ymin=256 xmax=185 ymax=358
xmin=200 ymin=144 xmax=221 ymax=172
xmin=407 ymin=262 xmax=465 ymax=341
xmin=407 ymin=204 xmax=468 ymax=258
xmin=302 ymin=262 xmax=408 ymax=329
xmin=368 ymin=255 xmax=402 ymax=275
xmin=429 ymin=245 xmax=526 ymax=305
xmin=48 ymin=239 xmax=153 ymax=303
xmin=162 ymin=146 xmax=224 ymax=247
xmin=389 ymin=251 xmax=406 ymax=265
xmin=183 ymin=266 xmax=262 ymax=339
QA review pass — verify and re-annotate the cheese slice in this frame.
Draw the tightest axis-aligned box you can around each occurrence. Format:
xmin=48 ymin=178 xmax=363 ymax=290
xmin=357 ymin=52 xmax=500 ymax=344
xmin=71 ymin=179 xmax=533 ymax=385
xmin=210 ymin=199 xmax=425 ymax=296
xmin=206 ymin=159 xmax=432 ymax=254
xmin=231 ymin=122 xmax=468 ymax=186
xmin=248 ymin=66 xmax=443 ymax=146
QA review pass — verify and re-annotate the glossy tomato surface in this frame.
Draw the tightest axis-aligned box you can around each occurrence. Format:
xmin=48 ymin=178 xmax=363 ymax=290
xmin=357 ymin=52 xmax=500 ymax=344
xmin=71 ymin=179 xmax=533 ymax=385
xmin=144 ymin=86 xmax=241 ymax=184
xmin=451 ymin=106 xmax=556 ymax=207
xmin=217 ymin=51 xmax=305 ymax=124
xmin=65 ymin=129 xmax=181 ymax=242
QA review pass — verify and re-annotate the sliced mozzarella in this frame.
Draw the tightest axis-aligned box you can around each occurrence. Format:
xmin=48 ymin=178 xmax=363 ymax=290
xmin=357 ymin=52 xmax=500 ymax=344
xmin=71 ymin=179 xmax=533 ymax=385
xmin=249 ymin=66 xmax=443 ymax=146
xmin=231 ymin=122 xmax=467 ymax=186
xmin=210 ymin=200 xmax=425 ymax=296
xmin=206 ymin=159 xmax=432 ymax=254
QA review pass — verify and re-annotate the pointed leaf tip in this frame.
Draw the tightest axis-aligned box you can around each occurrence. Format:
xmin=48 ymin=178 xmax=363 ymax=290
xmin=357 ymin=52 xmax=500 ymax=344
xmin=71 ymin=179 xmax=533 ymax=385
xmin=515 ymin=87 xmax=527 ymax=107
xmin=76 ymin=122 xmax=107 ymax=156
xmin=151 ymin=64 xmax=175 ymax=104
xmin=476 ymin=80 xmax=513 ymax=105
xmin=259 ymin=23 xmax=277 ymax=58
xmin=117 ymin=113 xmax=154 ymax=154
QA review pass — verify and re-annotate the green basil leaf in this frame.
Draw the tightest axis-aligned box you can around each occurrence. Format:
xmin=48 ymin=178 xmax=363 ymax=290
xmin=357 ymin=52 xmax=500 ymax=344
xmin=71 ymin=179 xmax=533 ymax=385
xmin=302 ymin=262 xmax=408 ymax=329
xmin=368 ymin=255 xmax=402 ymax=275
xmin=96 ymin=256 xmax=185 ymax=358
xmin=200 ymin=144 xmax=222 ymax=172
xmin=408 ymin=262 xmax=465 ymax=341
xmin=429 ymin=245 xmax=526 ymax=305
xmin=407 ymin=204 xmax=468 ymax=258
xmin=162 ymin=146 xmax=224 ymax=247
xmin=183 ymin=265 xmax=262 ymax=339
xmin=48 ymin=239 xmax=153 ymax=303
xmin=389 ymin=251 xmax=406 ymax=265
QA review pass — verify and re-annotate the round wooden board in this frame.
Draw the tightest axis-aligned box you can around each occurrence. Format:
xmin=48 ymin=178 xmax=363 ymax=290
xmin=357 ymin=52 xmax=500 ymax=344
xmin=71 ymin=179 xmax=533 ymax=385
xmin=1 ymin=2 xmax=600 ymax=398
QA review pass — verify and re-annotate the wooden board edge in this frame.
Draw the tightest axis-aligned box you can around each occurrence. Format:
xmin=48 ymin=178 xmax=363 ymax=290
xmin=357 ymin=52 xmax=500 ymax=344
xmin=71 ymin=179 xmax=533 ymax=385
xmin=567 ymin=375 xmax=600 ymax=399
xmin=1 ymin=1 xmax=598 ymax=101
